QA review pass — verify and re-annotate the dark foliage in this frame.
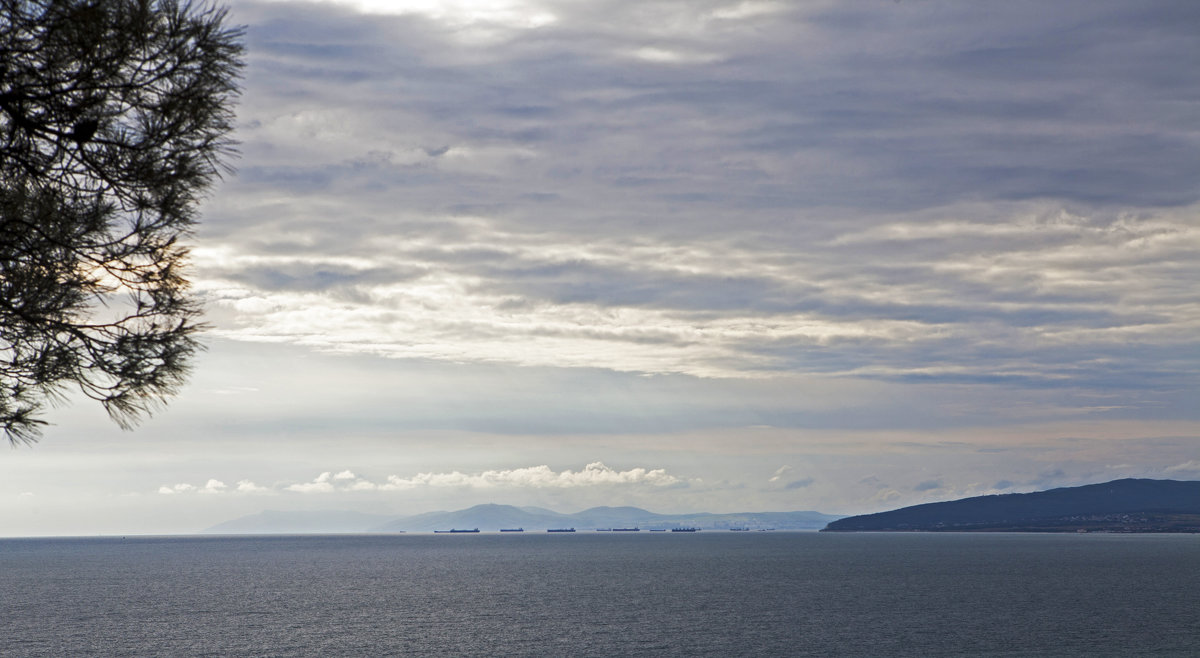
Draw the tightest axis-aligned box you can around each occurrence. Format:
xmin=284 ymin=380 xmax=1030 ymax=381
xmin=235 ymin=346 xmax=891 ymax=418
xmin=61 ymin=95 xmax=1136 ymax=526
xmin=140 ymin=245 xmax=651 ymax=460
xmin=1 ymin=0 xmax=243 ymax=443
xmin=823 ymin=478 xmax=1200 ymax=532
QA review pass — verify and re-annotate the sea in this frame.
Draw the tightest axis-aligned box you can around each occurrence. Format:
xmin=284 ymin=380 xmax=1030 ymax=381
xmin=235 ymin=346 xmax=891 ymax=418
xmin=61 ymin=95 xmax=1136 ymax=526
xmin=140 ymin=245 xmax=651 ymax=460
xmin=3 ymin=532 xmax=1199 ymax=657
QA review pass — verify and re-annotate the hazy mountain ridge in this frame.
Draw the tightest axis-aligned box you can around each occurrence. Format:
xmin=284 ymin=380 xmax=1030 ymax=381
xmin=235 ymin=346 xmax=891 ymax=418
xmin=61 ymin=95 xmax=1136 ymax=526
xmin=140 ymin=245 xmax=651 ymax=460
xmin=205 ymin=504 xmax=841 ymax=534
xmin=823 ymin=478 xmax=1200 ymax=532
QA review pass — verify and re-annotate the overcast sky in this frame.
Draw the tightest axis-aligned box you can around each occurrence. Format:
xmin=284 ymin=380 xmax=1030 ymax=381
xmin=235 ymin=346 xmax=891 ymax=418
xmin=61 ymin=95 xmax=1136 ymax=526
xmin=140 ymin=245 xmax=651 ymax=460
xmin=4 ymin=0 xmax=1199 ymax=536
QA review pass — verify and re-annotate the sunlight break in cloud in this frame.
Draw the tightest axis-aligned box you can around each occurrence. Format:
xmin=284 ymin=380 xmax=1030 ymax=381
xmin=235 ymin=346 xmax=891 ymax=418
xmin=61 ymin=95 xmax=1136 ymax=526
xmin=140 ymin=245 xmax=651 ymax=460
xmin=269 ymin=0 xmax=558 ymax=28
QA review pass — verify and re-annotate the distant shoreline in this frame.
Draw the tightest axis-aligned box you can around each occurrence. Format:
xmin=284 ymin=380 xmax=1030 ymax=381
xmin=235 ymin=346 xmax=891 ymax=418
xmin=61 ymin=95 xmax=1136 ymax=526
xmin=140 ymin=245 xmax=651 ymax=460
xmin=823 ymin=479 xmax=1200 ymax=533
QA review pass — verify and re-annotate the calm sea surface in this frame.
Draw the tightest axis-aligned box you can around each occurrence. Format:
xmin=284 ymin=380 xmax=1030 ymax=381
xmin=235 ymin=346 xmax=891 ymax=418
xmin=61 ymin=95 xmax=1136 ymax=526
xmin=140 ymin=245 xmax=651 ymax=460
xmin=2 ymin=532 xmax=1199 ymax=656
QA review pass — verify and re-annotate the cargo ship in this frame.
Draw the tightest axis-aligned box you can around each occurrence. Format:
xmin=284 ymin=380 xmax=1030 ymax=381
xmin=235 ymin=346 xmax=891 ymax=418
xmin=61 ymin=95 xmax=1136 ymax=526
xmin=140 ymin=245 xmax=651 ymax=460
xmin=547 ymin=528 xmax=575 ymax=533
xmin=433 ymin=528 xmax=479 ymax=533
xmin=499 ymin=528 xmax=524 ymax=532
xmin=671 ymin=527 xmax=699 ymax=532
xmin=612 ymin=528 xmax=640 ymax=532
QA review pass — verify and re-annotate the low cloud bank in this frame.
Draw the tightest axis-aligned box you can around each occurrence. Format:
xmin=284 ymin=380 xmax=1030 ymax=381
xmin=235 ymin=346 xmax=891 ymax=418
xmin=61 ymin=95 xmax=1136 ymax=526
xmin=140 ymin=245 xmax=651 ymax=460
xmin=159 ymin=461 xmax=686 ymax=496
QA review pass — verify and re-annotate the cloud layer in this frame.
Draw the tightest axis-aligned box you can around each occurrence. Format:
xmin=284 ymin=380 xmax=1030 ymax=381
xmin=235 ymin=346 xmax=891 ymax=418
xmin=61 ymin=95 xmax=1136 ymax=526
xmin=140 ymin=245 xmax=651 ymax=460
xmin=191 ymin=0 xmax=1199 ymax=416
xmin=160 ymin=462 xmax=686 ymax=495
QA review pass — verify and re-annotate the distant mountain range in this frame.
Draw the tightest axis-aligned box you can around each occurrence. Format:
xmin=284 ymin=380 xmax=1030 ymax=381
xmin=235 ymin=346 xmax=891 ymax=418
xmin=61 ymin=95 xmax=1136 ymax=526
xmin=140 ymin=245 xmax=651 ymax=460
xmin=823 ymin=478 xmax=1200 ymax=533
xmin=204 ymin=504 xmax=842 ymax=534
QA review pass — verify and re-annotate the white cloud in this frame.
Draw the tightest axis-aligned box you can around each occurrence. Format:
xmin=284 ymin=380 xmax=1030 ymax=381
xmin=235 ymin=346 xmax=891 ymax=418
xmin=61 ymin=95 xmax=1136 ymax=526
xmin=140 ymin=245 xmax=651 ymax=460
xmin=157 ymin=480 xmax=277 ymax=495
xmin=286 ymin=472 xmax=337 ymax=493
xmin=1165 ymin=460 xmax=1200 ymax=474
xmin=232 ymin=462 xmax=690 ymax=494
xmin=199 ymin=479 xmax=228 ymax=495
xmin=768 ymin=465 xmax=792 ymax=483
xmin=156 ymin=480 xmax=234 ymax=495
xmin=380 ymin=462 xmax=684 ymax=490
xmin=157 ymin=484 xmax=196 ymax=495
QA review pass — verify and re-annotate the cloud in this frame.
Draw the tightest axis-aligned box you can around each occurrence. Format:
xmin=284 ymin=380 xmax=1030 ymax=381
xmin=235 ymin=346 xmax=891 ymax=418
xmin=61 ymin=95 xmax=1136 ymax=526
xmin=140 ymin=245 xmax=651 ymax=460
xmin=169 ymin=463 xmax=687 ymax=496
xmin=1165 ymin=460 xmax=1200 ymax=475
xmin=286 ymin=472 xmax=337 ymax=493
xmin=158 ymin=479 xmax=261 ymax=495
xmin=913 ymin=480 xmax=944 ymax=492
xmin=158 ymin=484 xmax=196 ymax=495
xmin=199 ymin=203 xmax=1200 ymax=394
xmin=199 ymin=479 xmax=228 ymax=495
xmin=380 ymin=462 xmax=684 ymax=490
xmin=333 ymin=470 xmax=382 ymax=491
xmin=193 ymin=0 xmax=1200 ymax=415
xmin=282 ymin=471 xmax=387 ymax=493
xmin=860 ymin=476 xmax=887 ymax=489
xmin=236 ymin=480 xmax=270 ymax=493
xmin=869 ymin=488 xmax=902 ymax=504
xmin=768 ymin=465 xmax=814 ymax=489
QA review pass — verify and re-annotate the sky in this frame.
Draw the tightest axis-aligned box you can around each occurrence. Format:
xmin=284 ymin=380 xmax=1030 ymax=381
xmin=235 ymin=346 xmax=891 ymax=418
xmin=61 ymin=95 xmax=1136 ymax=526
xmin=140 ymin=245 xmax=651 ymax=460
xmin=3 ymin=0 xmax=1199 ymax=536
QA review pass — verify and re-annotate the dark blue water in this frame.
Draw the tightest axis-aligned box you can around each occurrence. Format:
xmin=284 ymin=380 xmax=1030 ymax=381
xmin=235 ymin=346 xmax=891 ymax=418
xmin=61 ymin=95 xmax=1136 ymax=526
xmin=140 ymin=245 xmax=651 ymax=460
xmin=3 ymin=532 xmax=1199 ymax=656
